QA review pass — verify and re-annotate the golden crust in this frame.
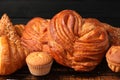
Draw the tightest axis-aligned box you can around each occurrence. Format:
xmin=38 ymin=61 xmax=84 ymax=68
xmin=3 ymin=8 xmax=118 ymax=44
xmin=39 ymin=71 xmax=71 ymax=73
xmin=0 ymin=14 xmax=27 ymax=75
xmin=106 ymin=46 xmax=120 ymax=72
xmin=48 ymin=10 xmax=109 ymax=71
xmin=102 ymin=23 xmax=120 ymax=46
xmin=21 ymin=17 xmax=50 ymax=53
xmin=18 ymin=9 xmax=120 ymax=72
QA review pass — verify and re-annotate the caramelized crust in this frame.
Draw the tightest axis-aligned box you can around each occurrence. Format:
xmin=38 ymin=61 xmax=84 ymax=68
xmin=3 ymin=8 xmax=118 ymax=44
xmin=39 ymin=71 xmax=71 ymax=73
xmin=21 ymin=17 xmax=50 ymax=53
xmin=48 ymin=10 xmax=109 ymax=71
xmin=20 ymin=9 xmax=120 ymax=72
xmin=103 ymin=23 xmax=120 ymax=46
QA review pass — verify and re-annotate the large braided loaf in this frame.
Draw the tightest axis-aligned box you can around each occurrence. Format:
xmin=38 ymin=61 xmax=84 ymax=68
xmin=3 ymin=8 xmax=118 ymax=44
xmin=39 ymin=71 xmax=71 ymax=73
xmin=48 ymin=10 xmax=109 ymax=71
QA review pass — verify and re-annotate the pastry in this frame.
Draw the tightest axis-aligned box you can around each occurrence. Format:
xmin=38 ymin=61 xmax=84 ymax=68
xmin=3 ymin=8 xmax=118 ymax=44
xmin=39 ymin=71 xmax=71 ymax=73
xmin=105 ymin=23 xmax=120 ymax=72
xmin=26 ymin=52 xmax=53 ymax=76
xmin=0 ymin=14 xmax=27 ymax=75
xmin=106 ymin=46 xmax=120 ymax=72
xmin=102 ymin=23 xmax=120 ymax=46
xmin=20 ymin=9 xmax=120 ymax=72
xmin=14 ymin=24 xmax=25 ymax=37
xmin=21 ymin=17 xmax=50 ymax=53
xmin=48 ymin=10 xmax=109 ymax=71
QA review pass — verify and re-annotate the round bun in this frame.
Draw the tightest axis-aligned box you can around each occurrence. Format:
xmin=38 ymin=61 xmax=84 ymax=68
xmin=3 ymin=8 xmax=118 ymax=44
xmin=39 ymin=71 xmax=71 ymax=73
xmin=106 ymin=46 xmax=120 ymax=72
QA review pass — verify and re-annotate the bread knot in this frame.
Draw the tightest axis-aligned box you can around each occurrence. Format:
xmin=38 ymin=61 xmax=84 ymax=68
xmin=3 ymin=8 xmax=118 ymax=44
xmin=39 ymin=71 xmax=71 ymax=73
xmin=48 ymin=10 xmax=109 ymax=71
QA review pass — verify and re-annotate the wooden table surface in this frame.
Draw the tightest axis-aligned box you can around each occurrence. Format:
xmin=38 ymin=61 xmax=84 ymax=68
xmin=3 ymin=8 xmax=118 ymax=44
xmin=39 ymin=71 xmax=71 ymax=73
xmin=0 ymin=58 xmax=120 ymax=80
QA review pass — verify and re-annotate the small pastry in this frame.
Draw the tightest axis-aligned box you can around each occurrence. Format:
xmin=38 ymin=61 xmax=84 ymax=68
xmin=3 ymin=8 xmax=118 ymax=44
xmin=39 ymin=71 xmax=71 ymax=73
xmin=106 ymin=46 xmax=120 ymax=72
xmin=26 ymin=52 xmax=53 ymax=76
xmin=21 ymin=17 xmax=50 ymax=53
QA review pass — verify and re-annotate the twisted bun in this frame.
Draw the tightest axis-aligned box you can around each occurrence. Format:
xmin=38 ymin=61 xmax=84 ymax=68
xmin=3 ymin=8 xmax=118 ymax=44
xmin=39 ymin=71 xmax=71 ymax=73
xmin=21 ymin=17 xmax=50 ymax=53
xmin=48 ymin=10 xmax=109 ymax=71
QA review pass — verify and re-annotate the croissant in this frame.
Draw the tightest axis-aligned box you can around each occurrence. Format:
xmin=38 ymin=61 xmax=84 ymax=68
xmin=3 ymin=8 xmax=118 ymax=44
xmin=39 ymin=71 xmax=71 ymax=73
xmin=21 ymin=17 xmax=50 ymax=53
xmin=48 ymin=10 xmax=109 ymax=71
xmin=0 ymin=14 xmax=27 ymax=75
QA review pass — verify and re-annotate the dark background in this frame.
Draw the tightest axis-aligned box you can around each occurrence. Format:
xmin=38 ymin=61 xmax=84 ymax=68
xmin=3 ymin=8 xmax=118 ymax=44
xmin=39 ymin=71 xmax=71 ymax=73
xmin=0 ymin=0 xmax=120 ymax=79
xmin=0 ymin=0 xmax=120 ymax=26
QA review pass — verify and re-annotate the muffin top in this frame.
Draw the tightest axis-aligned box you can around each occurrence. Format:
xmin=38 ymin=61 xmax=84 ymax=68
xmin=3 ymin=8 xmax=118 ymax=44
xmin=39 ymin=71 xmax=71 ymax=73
xmin=106 ymin=46 xmax=120 ymax=64
xmin=26 ymin=52 xmax=53 ymax=66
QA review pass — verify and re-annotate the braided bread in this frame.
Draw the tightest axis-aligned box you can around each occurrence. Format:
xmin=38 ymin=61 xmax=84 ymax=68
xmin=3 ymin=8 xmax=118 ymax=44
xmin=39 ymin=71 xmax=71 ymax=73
xmin=21 ymin=17 xmax=50 ymax=53
xmin=48 ymin=10 xmax=109 ymax=71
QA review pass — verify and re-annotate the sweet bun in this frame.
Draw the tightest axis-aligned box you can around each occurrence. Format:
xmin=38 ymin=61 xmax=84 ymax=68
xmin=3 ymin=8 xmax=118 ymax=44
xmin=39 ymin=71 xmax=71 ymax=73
xmin=48 ymin=10 xmax=109 ymax=71
xmin=106 ymin=46 xmax=120 ymax=72
xmin=21 ymin=17 xmax=50 ymax=53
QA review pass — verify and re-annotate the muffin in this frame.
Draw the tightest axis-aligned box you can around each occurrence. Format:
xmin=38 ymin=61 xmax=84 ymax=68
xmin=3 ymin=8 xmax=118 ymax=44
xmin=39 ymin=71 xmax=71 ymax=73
xmin=26 ymin=52 xmax=53 ymax=76
xmin=106 ymin=46 xmax=120 ymax=72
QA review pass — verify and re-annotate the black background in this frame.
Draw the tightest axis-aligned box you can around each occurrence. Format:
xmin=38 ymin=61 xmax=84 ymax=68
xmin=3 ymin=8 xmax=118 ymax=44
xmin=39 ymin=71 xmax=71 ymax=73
xmin=0 ymin=0 xmax=120 ymax=26
xmin=0 ymin=0 xmax=120 ymax=79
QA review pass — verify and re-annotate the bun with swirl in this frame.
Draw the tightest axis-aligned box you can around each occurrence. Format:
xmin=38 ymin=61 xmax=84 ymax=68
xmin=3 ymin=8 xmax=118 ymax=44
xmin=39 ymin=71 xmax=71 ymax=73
xmin=48 ymin=10 xmax=109 ymax=71
xmin=21 ymin=17 xmax=50 ymax=53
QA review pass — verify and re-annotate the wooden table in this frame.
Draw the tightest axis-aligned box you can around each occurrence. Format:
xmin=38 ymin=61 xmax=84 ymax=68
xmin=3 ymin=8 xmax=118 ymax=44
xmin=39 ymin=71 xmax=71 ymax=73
xmin=0 ymin=58 xmax=120 ymax=80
